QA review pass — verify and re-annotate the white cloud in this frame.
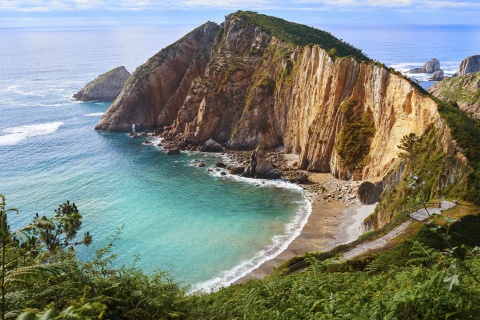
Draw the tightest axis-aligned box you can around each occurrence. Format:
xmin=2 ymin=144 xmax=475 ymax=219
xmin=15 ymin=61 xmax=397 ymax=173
xmin=368 ymin=0 xmax=413 ymax=6
xmin=0 ymin=0 xmax=277 ymax=11
xmin=1 ymin=0 xmax=479 ymax=12
xmin=425 ymin=1 xmax=480 ymax=9
xmin=181 ymin=0 xmax=271 ymax=7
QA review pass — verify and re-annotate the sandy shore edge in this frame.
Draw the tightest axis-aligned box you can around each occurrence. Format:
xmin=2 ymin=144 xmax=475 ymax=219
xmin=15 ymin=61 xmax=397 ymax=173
xmin=234 ymin=173 xmax=374 ymax=284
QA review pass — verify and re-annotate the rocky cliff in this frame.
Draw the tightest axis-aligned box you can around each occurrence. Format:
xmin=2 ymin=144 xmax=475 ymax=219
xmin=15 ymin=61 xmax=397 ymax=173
xmin=95 ymin=22 xmax=219 ymax=131
xmin=74 ymin=66 xmax=130 ymax=102
xmin=96 ymin=11 xmax=477 ymax=227
xmin=429 ymin=71 xmax=480 ymax=119
xmin=454 ymin=55 xmax=480 ymax=76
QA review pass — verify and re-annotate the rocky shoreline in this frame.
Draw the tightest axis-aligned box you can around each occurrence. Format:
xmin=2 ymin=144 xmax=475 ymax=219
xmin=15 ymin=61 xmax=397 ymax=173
xmin=136 ymin=129 xmax=365 ymax=208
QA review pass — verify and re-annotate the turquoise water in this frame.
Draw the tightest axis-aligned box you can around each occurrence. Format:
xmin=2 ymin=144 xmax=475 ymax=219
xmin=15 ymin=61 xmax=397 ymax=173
xmin=0 ymin=27 xmax=309 ymax=291
xmin=1 ymin=24 xmax=479 ymax=291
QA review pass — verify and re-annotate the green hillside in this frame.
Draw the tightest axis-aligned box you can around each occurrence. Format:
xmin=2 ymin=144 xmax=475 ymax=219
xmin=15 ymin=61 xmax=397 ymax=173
xmin=232 ymin=11 xmax=370 ymax=62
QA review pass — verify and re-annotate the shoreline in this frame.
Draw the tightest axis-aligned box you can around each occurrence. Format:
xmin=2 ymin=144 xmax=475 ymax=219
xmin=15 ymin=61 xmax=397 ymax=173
xmin=234 ymin=172 xmax=367 ymax=284
xmin=157 ymin=147 xmax=373 ymax=291
xmin=234 ymin=195 xmax=347 ymax=283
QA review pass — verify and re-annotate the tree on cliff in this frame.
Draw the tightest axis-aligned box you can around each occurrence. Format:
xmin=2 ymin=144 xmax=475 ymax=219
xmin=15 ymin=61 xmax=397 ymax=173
xmin=398 ymin=133 xmax=419 ymax=172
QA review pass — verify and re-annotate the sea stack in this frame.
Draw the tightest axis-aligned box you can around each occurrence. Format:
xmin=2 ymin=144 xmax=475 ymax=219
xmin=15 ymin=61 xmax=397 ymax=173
xmin=408 ymin=58 xmax=441 ymax=74
xmin=73 ymin=66 xmax=131 ymax=102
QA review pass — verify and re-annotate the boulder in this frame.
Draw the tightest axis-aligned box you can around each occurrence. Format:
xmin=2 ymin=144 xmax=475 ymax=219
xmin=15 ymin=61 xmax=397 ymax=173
xmin=242 ymin=145 xmax=281 ymax=179
xmin=215 ymin=162 xmax=227 ymax=168
xmin=455 ymin=55 xmax=480 ymax=76
xmin=290 ymin=172 xmax=310 ymax=184
xmin=357 ymin=181 xmax=383 ymax=205
xmin=429 ymin=69 xmax=444 ymax=81
xmin=73 ymin=66 xmax=131 ymax=102
xmin=228 ymin=166 xmax=245 ymax=175
xmin=201 ymin=139 xmax=224 ymax=152
xmin=166 ymin=148 xmax=180 ymax=155
xmin=408 ymin=58 xmax=440 ymax=74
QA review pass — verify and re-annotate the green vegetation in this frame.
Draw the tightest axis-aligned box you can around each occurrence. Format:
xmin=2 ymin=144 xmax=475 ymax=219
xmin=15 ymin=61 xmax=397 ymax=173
xmin=2 ymin=194 xmax=480 ymax=319
xmin=435 ymin=98 xmax=480 ymax=205
xmin=255 ymin=74 xmax=276 ymax=95
xmin=0 ymin=195 xmax=185 ymax=320
xmin=431 ymin=71 xmax=480 ymax=107
xmin=372 ymin=126 xmax=450 ymax=225
xmin=232 ymin=11 xmax=370 ymax=62
xmin=336 ymin=102 xmax=375 ymax=171
xmin=188 ymin=213 xmax=480 ymax=319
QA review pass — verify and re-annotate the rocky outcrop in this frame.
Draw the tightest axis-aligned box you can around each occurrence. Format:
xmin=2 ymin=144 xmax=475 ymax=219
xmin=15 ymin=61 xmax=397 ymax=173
xmin=201 ymin=139 xmax=224 ymax=152
xmin=357 ymin=181 xmax=383 ymax=205
xmin=455 ymin=55 xmax=480 ymax=76
xmin=74 ymin=66 xmax=130 ymax=102
xmin=429 ymin=71 xmax=480 ymax=119
xmin=408 ymin=58 xmax=441 ymax=74
xmin=242 ymin=145 xmax=281 ymax=179
xmin=429 ymin=69 xmax=444 ymax=81
xmin=95 ymin=22 xmax=220 ymax=131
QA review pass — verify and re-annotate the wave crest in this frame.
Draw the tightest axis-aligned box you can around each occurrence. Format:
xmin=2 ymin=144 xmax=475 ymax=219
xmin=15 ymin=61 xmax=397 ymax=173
xmin=0 ymin=121 xmax=64 ymax=146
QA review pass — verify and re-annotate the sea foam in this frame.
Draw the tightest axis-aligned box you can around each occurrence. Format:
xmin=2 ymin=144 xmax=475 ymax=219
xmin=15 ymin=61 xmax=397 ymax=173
xmin=0 ymin=121 xmax=64 ymax=146
xmin=85 ymin=112 xmax=105 ymax=117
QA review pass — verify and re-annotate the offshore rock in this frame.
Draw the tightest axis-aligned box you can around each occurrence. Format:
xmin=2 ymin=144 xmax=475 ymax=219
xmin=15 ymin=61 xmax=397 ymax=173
xmin=408 ymin=58 xmax=440 ymax=74
xmin=429 ymin=69 xmax=444 ymax=81
xmin=74 ymin=66 xmax=130 ymax=102
xmin=454 ymin=55 xmax=480 ymax=76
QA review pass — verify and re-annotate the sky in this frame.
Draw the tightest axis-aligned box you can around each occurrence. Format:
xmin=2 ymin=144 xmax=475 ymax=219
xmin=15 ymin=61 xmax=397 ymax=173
xmin=0 ymin=0 xmax=479 ymax=28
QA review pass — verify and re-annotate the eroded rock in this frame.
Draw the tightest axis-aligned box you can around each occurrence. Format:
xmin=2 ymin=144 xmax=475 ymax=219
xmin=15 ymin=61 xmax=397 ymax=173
xmin=242 ymin=145 xmax=281 ymax=179
xmin=74 ymin=66 xmax=130 ymax=102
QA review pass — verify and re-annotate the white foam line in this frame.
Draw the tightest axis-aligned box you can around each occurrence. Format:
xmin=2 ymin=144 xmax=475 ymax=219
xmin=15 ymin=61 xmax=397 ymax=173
xmin=190 ymin=173 xmax=312 ymax=294
xmin=0 ymin=121 xmax=64 ymax=146
xmin=85 ymin=112 xmax=105 ymax=117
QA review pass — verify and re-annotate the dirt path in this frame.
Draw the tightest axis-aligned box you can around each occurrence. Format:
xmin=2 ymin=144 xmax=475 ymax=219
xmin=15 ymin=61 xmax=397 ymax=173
xmin=342 ymin=200 xmax=457 ymax=260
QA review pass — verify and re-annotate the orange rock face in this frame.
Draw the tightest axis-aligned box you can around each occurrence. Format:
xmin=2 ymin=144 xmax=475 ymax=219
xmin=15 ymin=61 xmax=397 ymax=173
xmin=96 ymin=14 xmax=464 ymax=184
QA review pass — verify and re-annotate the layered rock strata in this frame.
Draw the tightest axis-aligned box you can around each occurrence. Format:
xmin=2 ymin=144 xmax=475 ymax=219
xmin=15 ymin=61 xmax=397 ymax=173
xmin=95 ymin=22 xmax=219 ymax=131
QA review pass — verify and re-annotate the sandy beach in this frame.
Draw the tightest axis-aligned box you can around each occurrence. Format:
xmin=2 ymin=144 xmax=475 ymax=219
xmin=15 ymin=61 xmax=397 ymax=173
xmin=235 ymin=173 xmax=374 ymax=284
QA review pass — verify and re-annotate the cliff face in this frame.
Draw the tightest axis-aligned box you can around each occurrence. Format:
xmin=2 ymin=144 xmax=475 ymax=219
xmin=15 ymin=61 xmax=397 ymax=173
xmin=455 ymin=55 xmax=480 ymax=76
xmin=95 ymin=22 xmax=219 ymax=131
xmin=74 ymin=66 xmax=130 ymax=102
xmin=96 ymin=11 xmax=467 ymax=188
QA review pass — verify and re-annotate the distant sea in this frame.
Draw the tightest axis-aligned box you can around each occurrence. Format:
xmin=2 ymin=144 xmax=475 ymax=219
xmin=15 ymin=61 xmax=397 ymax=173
xmin=1 ymin=23 xmax=479 ymax=292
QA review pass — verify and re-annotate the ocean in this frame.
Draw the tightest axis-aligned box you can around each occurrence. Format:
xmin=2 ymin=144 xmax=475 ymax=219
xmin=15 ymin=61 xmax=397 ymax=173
xmin=1 ymin=23 xmax=479 ymax=292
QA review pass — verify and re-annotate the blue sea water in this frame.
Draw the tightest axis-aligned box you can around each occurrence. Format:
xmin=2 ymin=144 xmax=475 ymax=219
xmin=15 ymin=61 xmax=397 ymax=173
xmin=1 ymin=24 xmax=479 ymax=291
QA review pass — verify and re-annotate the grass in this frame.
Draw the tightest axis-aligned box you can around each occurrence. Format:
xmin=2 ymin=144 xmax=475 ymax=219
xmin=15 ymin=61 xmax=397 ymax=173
xmin=231 ymin=11 xmax=370 ymax=62
xmin=431 ymin=71 xmax=480 ymax=106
